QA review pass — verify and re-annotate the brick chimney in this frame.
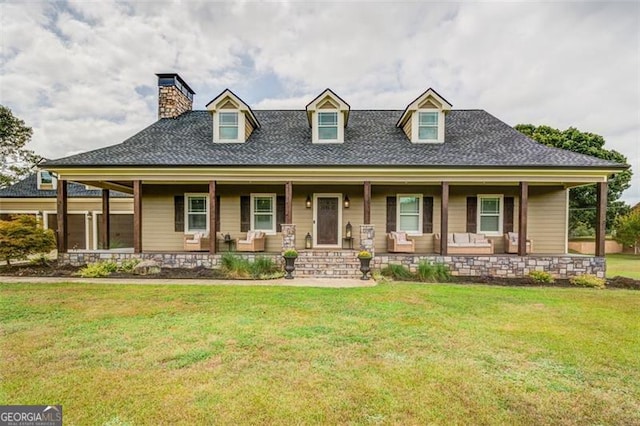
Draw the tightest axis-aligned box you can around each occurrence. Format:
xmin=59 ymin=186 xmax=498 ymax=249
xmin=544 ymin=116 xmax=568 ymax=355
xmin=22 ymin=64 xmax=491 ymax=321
xmin=156 ymin=73 xmax=195 ymax=119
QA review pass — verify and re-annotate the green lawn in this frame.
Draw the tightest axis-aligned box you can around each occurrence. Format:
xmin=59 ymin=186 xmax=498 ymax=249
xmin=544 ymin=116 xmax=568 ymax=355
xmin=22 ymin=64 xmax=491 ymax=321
xmin=1 ymin=283 xmax=639 ymax=425
xmin=607 ymin=253 xmax=640 ymax=279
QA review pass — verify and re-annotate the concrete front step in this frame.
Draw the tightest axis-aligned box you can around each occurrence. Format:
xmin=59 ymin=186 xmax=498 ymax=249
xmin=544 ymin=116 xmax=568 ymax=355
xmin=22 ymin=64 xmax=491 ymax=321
xmin=293 ymin=250 xmax=364 ymax=277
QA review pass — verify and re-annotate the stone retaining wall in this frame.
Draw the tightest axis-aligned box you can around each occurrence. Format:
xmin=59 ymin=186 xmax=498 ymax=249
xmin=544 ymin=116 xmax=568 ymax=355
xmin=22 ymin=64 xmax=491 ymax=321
xmin=59 ymin=252 xmax=281 ymax=269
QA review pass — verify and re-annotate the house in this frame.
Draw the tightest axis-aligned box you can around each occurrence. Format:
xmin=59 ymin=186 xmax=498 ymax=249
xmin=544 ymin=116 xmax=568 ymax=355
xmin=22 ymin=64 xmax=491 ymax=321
xmin=0 ymin=172 xmax=133 ymax=250
xmin=40 ymin=73 xmax=627 ymax=278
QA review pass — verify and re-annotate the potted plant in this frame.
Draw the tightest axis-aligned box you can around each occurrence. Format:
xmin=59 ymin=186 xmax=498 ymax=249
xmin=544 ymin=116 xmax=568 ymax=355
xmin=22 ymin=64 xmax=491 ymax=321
xmin=283 ymin=248 xmax=298 ymax=279
xmin=357 ymin=250 xmax=373 ymax=280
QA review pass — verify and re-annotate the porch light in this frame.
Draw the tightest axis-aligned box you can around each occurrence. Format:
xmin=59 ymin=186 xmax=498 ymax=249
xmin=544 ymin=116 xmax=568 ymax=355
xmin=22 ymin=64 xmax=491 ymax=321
xmin=346 ymin=222 xmax=352 ymax=239
xmin=344 ymin=195 xmax=350 ymax=208
xmin=306 ymin=195 xmax=312 ymax=208
xmin=305 ymin=232 xmax=312 ymax=249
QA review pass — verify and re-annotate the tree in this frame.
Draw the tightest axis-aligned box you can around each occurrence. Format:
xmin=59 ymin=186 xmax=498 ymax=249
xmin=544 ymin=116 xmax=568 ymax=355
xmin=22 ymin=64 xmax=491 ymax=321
xmin=0 ymin=105 xmax=41 ymax=188
xmin=614 ymin=210 xmax=640 ymax=254
xmin=515 ymin=124 xmax=632 ymax=235
xmin=0 ymin=215 xmax=56 ymax=266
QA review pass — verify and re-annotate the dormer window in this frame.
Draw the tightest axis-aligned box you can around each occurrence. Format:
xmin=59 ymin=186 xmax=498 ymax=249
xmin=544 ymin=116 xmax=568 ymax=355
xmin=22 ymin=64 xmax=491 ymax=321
xmin=397 ymin=88 xmax=452 ymax=144
xmin=306 ymin=89 xmax=350 ymax=144
xmin=37 ymin=170 xmax=56 ymax=190
xmin=219 ymin=112 xmax=239 ymax=140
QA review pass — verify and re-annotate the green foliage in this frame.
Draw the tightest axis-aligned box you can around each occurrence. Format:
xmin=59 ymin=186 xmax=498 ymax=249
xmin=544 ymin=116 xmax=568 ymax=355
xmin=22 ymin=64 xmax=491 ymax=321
xmin=221 ymin=253 xmax=282 ymax=279
xmin=569 ymin=221 xmax=595 ymax=238
xmin=570 ymin=274 xmax=606 ymax=289
xmin=614 ymin=210 xmax=640 ymax=254
xmin=529 ymin=270 xmax=555 ymax=284
xmin=0 ymin=215 xmax=55 ymax=266
xmin=79 ymin=261 xmax=118 ymax=278
xmin=28 ymin=253 xmax=51 ymax=266
xmin=357 ymin=250 xmax=372 ymax=259
xmin=515 ymin=124 xmax=632 ymax=233
xmin=0 ymin=105 xmax=42 ymax=188
xmin=416 ymin=260 xmax=451 ymax=282
xmin=381 ymin=264 xmax=413 ymax=281
xmin=283 ymin=249 xmax=298 ymax=258
xmin=120 ymin=258 xmax=141 ymax=273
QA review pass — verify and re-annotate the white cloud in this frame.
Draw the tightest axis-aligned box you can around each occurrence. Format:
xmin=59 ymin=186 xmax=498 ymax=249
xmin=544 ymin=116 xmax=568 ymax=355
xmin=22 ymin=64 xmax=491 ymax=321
xmin=0 ymin=1 xmax=638 ymax=203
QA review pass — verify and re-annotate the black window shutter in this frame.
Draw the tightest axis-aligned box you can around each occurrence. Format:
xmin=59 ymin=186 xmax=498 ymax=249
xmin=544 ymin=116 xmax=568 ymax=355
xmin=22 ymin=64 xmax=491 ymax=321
xmin=386 ymin=196 xmax=397 ymax=233
xmin=240 ymin=196 xmax=250 ymax=232
xmin=216 ymin=195 xmax=221 ymax=233
xmin=466 ymin=196 xmax=477 ymax=233
xmin=276 ymin=195 xmax=285 ymax=232
xmin=423 ymin=196 xmax=434 ymax=233
xmin=504 ymin=197 xmax=514 ymax=233
xmin=174 ymin=195 xmax=184 ymax=232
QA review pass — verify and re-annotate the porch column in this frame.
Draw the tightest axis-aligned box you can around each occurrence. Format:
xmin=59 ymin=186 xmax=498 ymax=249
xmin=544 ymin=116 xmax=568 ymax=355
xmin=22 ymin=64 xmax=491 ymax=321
xmin=133 ymin=180 xmax=142 ymax=253
xmin=56 ymin=179 xmax=68 ymax=253
xmin=101 ymin=189 xmax=110 ymax=250
xmin=285 ymin=181 xmax=293 ymax=224
xmin=209 ymin=181 xmax=217 ymax=254
xmin=363 ymin=181 xmax=371 ymax=224
xmin=440 ymin=181 xmax=449 ymax=255
xmin=518 ymin=182 xmax=528 ymax=256
xmin=595 ymin=181 xmax=608 ymax=257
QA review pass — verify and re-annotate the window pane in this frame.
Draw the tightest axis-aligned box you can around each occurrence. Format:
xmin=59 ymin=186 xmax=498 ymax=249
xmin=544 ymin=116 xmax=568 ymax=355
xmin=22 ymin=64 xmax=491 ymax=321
xmin=255 ymin=197 xmax=273 ymax=213
xmin=399 ymin=197 xmax=419 ymax=213
xmin=189 ymin=197 xmax=206 ymax=213
xmin=419 ymin=112 xmax=438 ymax=125
xmin=419 ymin=126 xmax=438 ymax=140
xmin=40 ymin=171 xmax=53 ymax=184
xmin=319 ymin=126 xmax=338 ymax=140
xmin=188 ymin=214 xmax=207 ymax=230
xmin=219 ymin=126 xmax=238 ymax=140
xmin=480 ymin=216 xmax=499 ymax=232
xmin=481 ymin=198 xmax=500 ymax=214
xmin=318 ymin=112 xmax=337 ymax=125
xmin=254 ymin=214 xmax=273 ymax=230
xmin=219 ymin=112 xmax=238 ymax=125
xmin=399 ymin=215 xmax=419 ymax=232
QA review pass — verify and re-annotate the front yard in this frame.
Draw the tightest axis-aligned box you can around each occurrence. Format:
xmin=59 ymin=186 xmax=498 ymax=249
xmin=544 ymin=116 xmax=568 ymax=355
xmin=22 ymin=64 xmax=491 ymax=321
xmin=1 ymin=283 xmax=638 ymax=425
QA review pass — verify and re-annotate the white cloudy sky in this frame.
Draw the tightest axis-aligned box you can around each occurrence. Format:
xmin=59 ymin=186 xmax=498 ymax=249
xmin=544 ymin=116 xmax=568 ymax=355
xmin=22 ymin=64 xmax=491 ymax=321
xmin=1 ymin=1 xmax=638 ymax=203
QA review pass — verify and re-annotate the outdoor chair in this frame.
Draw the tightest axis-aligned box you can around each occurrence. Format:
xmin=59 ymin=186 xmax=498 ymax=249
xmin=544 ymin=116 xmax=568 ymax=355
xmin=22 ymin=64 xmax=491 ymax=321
xmin=237 ymin=230 xmax=266 ymax=252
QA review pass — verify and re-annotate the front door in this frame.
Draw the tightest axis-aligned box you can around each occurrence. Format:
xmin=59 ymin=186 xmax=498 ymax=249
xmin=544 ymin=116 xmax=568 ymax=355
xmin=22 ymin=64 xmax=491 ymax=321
xmin=314 ymin=194 xmax=341 ymax=247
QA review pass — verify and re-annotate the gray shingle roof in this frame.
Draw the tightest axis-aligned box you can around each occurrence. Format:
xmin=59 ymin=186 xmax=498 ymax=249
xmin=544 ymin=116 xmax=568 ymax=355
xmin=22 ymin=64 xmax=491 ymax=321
xmin=0 ymin=174 xmax=130 ymax=198
xmin=43 ymin=110 xmax=625 ymax=168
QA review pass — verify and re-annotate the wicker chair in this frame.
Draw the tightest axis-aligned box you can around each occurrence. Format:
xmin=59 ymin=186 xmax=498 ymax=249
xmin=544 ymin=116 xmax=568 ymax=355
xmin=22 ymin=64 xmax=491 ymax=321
xmin=237 ymin=230 xmax=266 ymax=252
xmin=504 ymin=232 xmax=532 ymax=254
xmin=183 ymin=232 xmax=210 ymax=251
xmin=387 ymin=231 xmax=415 ymax=253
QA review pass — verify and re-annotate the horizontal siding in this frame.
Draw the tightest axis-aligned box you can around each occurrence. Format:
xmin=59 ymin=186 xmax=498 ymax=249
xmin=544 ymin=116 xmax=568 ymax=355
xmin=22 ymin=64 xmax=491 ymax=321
xmin=528 ymin=186 xmax=567 ymax=254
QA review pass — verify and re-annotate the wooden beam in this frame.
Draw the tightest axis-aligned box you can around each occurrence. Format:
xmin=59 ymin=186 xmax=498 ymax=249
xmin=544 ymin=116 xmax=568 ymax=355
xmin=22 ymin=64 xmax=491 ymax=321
xmin=56 ymin=179 xmax=68 ymax=253
xmin=133 ymin=180 xmax=142 ymax=253
xmin=101 ymin=189 xmax=110 ymax=250
xmin=596 ymin=181 xmax=607 ymax=257
xmin=440 ymin=181 xmax=449 ymax=255
xmin=284 ymin=181 xmax=293 ymax=225
xmin=518 ymin=182 xmax=528 ymax=256
xmin=363 ymin=181 xmax=371 ymax=225
xmin=209 ymin=181 xmax=217 ymax=254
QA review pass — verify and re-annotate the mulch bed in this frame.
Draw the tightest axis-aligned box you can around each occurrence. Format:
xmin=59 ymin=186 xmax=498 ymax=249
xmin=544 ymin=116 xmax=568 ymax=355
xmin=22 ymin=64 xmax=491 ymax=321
xmin=1 ymin=261 xmax=639 ymax=289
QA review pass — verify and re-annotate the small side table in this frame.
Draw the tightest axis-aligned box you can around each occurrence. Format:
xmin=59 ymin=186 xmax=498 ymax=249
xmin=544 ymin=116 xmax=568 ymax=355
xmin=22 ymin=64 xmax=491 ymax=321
xmin=342 ymin=237 xmax=354 ymax=250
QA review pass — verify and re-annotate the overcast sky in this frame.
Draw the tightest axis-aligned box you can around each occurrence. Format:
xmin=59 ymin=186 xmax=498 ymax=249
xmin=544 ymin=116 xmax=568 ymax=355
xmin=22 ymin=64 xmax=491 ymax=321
xmin=1 ymin=1 xmax=638 ymax=204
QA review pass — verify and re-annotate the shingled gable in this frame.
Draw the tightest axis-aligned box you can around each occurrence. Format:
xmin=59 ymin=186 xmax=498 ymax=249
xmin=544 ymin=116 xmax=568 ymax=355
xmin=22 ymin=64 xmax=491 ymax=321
xmin=396 ymin=87 xmax=452 ymax=144
xmin=206 ymin=89 xmax=260 ymax=143
xmin=305 ymin=89 xmax=351 ymax=144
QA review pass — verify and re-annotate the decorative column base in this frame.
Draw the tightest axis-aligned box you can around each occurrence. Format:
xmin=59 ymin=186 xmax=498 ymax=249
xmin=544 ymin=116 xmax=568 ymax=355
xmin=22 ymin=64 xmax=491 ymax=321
xmin=281 ymin=224 xmax=296 ymax=251
xmin=359 ymin=224 xmax=375 ymax=256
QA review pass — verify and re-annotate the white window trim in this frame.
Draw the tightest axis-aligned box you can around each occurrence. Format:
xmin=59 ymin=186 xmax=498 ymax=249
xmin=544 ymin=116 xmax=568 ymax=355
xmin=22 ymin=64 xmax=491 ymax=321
xmin=396 ymin=193 xmax=423 ymax=236
xmin=411 ymin=108 xmax=445 ymax=143
xmin=477 ymin=194 xmax=504 ymax=236
xmin=37 ymin=170 xmax=57 ymax=190
xmin=250 ymin=193 xmax=277 ymax=235
xmin=213 ymin=110 xmax=245 ymax=143
xmin=184 ymin=193 xmax=210 ymax=234
xmin=91 ymin=211 xmax=134 ymax=250
xmin=312 ymin=110 xmax=344 ymax=143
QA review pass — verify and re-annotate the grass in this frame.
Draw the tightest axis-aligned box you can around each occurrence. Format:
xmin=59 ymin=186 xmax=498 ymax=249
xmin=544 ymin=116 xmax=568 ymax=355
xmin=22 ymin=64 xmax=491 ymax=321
xmin=1 ymin=283 xmax=639 ymax=424
xmin=606 ymin=253 xmax=640 ymax=279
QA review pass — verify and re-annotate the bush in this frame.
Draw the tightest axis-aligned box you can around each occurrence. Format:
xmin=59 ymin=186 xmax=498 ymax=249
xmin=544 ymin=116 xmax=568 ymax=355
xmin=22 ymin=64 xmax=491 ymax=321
xmin=0 ymin=215 xmax=56 ymax=266
xmin=381 ymin=264 xmax=413 ymax=281
xmin=283 ymin=249 xmax=298 ymax=258
xmin=221 ymin=253 xmax=283 ymax=279
xmin=528 ymin=270 xmax=555 ymax=284
xmin=250 ymin=257 xmax=282 ymax=279
xmin=416 ymin=261 xmax=451 ymax=283
xmin=570 ymin=274 xmax=606 ymax=289
xmin=79 ymin=261 xmax=118 ymax=278
xmin=120 ymin=258 xmax=141 ymax=273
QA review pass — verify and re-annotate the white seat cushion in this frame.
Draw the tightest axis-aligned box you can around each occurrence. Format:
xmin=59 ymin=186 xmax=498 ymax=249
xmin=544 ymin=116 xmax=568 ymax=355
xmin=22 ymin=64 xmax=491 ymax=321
xmin=453 ymin=233 xmax=470 ymax=244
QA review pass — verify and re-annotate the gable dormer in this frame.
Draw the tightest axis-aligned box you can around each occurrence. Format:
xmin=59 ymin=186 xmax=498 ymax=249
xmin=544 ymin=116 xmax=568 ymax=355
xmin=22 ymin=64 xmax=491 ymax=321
xmin=305 ymin=89 xmax=350 ymax=144
xmin=396 ymin=88 xmax=452 ymax=144
xmin=206 ymin=89 xmax=260 ymax=143
xmin=37 ymin=169 xmax=56 ymax=190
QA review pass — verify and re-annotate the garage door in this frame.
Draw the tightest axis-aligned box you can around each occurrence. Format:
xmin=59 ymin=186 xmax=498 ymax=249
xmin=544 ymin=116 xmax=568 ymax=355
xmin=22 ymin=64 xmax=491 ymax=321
xmin=97 ymin=214 xmax=134 ymax=248
xmin=47 ymin=214 xmax=87 ymax=250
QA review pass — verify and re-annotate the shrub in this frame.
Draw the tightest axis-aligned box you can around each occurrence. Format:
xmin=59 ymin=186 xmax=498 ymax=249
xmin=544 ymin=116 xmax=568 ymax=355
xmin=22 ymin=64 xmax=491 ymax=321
xmin=250 ymin=257 xmax=282 ymax=279
xmin=416 ymin=260 xmax=451 ymax=283
xmin=570 ymin=274 xmax=606 ymax=289
xmin=221 ymin=253 xmax=283 ymax=279
xmin=79 ymin=261 xmax=118 ymax=278
xmin=528 ymin=270 xmax=555 ymax=284
xmin=120 ymin=258 xmax=141 ymax=273
xmin=0 ymin=215 xmax=56 ymax=266
xmin=614 ymin=210 xmax=640 ymax=254
xmin=283 ymin=249 xmax=298 ymax=258
xmin=381 ymin=264 xmax=413 ymax=281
